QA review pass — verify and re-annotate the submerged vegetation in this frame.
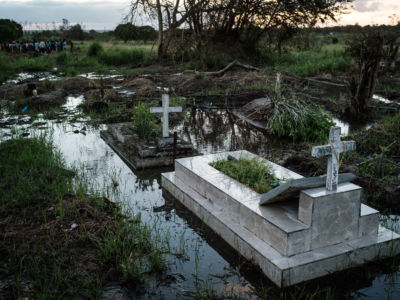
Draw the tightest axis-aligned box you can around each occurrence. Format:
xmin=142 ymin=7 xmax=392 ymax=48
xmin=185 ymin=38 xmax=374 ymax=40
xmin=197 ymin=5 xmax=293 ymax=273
xmin=0 ymin=135 xmax=166 ymax=298
xmin=210 ymin=157 xmax=280 ymax=194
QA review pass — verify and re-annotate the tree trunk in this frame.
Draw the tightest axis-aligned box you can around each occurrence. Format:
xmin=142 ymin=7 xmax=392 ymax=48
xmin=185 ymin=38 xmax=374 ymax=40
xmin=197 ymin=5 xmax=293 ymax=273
xmin=156 ymin=0 xmax=164 ymax=59
xmin=350 ymin=39 xmax=383 ymax=113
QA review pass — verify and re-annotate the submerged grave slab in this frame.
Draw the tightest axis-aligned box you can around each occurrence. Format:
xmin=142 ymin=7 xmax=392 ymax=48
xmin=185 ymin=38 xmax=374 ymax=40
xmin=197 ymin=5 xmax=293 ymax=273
xmin=100 ymin=123 xmax=197 ymax=169
xmin=161 ymin=150 xmax=400 ymax=287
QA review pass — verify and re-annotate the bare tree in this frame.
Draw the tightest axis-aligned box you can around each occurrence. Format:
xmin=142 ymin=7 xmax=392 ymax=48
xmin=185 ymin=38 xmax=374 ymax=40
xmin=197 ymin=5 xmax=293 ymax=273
xmin=347 ymin=30 xmax=399 ymax=113
xmin=127 ymin=0 xmax=208 ymax=58
xmin=127 ymin=0 xmax=351 ymax=58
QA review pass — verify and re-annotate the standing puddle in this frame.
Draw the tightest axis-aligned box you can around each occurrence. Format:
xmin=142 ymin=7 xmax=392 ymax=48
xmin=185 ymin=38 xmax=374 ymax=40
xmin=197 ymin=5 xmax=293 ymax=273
xmin=5 ymin=71 xmax=63 ymax=84
xmin=1 ymin=85 xmax=399 ymax=299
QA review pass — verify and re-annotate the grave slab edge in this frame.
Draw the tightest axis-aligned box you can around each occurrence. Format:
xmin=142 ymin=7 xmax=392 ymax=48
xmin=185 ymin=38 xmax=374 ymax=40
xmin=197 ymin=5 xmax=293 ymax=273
xmin=161 ymin=171 xmax=400 ymax=287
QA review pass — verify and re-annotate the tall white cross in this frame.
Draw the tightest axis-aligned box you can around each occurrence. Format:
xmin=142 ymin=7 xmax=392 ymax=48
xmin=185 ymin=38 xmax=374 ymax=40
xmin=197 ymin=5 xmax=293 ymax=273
xmin=150 ymin=94 xmax=182 ymax=138
xmin=311 ymin=126 xmax=356 ymax=191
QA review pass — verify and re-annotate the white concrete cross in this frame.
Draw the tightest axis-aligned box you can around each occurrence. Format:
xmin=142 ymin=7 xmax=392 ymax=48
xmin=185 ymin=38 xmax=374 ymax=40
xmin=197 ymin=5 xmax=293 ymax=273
xmin=311 ymin=126 xmax=356 ymax=191
xmin=150 ymin=94 xmax=182 ymax=138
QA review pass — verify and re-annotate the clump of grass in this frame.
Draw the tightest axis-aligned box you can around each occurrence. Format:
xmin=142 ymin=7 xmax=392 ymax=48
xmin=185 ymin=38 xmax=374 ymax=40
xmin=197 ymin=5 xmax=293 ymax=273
xmin=13 ymin=55 xmax=55 ymax=72
xmin=274 ymin=47 xmax=351 ymax=76
xmin=132 ymin=102 xmax=158 ymax=139
xmin=0 ymin=135 xmax=167 ymax=298
xmin=98 ymin=49 xmax=146 ymax=66
xmin=0 ymin=135 xmax=72 ymax=209
xmin=0 ymin=52 xmax=15 ymax=83
xmin=210 ymin=157 xmax=280 ymax=194
xmin=87 ymin=42 xmax=104 ymax=57
xmin=352 ymin=111 xmax=400 ymax=156
xmin=266 ymin=95 xmax=334 ymax=142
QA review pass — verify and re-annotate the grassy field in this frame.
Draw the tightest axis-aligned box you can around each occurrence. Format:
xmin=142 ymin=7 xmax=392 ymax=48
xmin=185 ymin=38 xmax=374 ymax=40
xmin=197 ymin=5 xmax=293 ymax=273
xmin=0 ymin=134 xmax=167 ymax=298
xmin=0 ymin=35 xmax=355 ymax=83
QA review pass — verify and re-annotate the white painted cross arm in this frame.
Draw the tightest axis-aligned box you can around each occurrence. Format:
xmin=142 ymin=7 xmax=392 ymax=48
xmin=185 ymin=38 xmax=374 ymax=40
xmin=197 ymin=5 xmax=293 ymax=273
xmin=150 ymin=94 xmax=182 ymax=138
xmin=311 ymin=126 xmax=356 ymax=192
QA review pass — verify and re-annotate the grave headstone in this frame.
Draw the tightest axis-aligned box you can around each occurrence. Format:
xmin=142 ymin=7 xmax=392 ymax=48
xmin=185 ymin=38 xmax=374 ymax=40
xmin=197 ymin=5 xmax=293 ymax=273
xmin=150 ymin=94 xmax=182 ymax=138
xmin=93 ymin=77 xmax=112 ymax=98
xmin=311 ymin=126 xmax=355 ymax=191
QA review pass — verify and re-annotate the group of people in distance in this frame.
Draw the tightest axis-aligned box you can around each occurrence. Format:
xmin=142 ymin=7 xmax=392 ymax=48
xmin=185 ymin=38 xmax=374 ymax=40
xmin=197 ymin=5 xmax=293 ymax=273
xmin=0 ymin=40 xmax=71 ymax=54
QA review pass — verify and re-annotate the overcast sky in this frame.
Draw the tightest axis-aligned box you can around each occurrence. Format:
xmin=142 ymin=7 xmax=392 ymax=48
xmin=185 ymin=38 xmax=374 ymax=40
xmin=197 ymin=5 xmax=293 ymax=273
xmin=0 ymin=0 xmax=399 ymax=30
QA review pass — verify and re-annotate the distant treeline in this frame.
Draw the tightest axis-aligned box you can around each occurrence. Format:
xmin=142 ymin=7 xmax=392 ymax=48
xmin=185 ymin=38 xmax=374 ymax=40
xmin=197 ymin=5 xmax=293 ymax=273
xmin=313 ymin=24 xmax=400 ymax=35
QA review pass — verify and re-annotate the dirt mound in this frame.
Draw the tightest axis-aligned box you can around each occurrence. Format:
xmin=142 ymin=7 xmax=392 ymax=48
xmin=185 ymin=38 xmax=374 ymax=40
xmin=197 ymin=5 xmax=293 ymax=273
xmin=283 ymin=153 xmax=325 ymax=177
xmin=123 ymin=77 xmax=159 ymax=97
xmin=58 ymin=76 xmax=95 ymax=94
xmin=237 ymin=97 xmax=272 ymax=123
xmin=14 ymin=90 xmax=65 ymax=109
xmin=0 ymin=83 xmax=26 ymax=100
xmin=167 ymin=74 xmax=214 ymax=94
xmin=166 ymin=71 xmax=269 ymax=95
xmin=85 ymin=88 xmax=120 ymax=102
xmin=221 ymin=71 xmax=269 ymax=89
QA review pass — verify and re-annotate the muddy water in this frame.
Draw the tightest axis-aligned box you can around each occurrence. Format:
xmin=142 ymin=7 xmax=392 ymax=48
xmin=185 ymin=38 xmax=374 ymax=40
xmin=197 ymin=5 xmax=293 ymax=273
xmin=1 ymin=75 xmax=400 ymax=299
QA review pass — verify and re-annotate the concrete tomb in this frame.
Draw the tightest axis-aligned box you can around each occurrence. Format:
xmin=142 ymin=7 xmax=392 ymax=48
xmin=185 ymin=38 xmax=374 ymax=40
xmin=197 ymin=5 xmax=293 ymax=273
xmin=101 ymin=94 xmax=196 ymax=169
xmin=161 ymin=139 xmax=400 ymax=286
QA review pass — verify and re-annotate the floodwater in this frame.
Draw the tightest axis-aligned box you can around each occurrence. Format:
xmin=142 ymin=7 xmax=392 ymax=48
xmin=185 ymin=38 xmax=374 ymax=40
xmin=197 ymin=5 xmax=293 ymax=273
xmin=1 ymin=73 xmax=399 ymax=299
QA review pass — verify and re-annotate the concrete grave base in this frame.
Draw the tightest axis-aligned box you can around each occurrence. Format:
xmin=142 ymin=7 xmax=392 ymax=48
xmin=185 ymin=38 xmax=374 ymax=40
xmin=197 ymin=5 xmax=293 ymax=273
xmin=100 ymin=123 xmax=197 ymax=169
xmin=161 ymin=151 xmax=400 ymax=287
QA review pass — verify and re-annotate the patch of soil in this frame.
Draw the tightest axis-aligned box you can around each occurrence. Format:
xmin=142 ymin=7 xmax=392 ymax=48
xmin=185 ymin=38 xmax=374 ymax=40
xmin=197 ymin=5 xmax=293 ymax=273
xmin=14 ymin=89 xmax=65 ymax=109
xmin=282 ymin=152 xmax=326 ymax=177
xmin=58 ymin=76 xmax=95 ymax=94
xmin=123 ymin=78 xmax=159 ymax=98
xmin=0 ymin=83 xmax=29 ymax=100
xmin=355 ymin=176 xmax=400 ymax=213
xmin=218 ymin=71 xmax=270 ymax=89
xmin=169 ymin=74 xmax=216 ymax=94
xmin=85 ymin=89 xmax=121 ymax=103
xmin=237 ymin=97 xmax=272 ymax=124
xmin=0 ymin=195 xmax=118 ymax=298
xmin=0 ymin=81 xmax=57 ymax=102
xmin=80 ymin=89 xmax=123 ymax=113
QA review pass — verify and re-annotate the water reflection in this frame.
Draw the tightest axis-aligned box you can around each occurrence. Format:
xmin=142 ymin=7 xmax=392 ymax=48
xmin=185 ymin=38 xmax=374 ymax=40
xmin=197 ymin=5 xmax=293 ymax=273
xmin=1 ymin=88 xmax=400 ymax=299
xmin=173 ymin=108 xmax=274 ymax=155
xmin=6 ymin=72 xmax=63 ymax=84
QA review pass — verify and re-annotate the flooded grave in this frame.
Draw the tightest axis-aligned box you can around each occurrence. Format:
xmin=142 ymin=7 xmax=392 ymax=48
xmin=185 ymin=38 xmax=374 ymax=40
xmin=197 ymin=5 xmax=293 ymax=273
xmin=161 ymin=130 xmax=400 ymax=287
xmin=1 ymin=69 xmax=400 ymax=298
xmin=101 ymin=94 xmax=197 ymax=168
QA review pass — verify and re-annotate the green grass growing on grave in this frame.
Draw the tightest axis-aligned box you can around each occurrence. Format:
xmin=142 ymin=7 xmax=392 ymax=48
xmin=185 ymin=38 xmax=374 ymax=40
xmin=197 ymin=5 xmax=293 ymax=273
xmin=0 ymin=134 xmax=167 ymax=298
xmin=210 ymin=157 xmax=280 ymax=194
xmin=131 ymin=102 xmax=160 ymax=139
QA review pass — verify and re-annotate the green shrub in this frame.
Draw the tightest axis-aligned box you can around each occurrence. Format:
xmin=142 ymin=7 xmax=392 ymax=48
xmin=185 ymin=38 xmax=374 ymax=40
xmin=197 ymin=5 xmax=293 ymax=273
xmin=55 ymin=51 xmax=68 ymax=65
xmin=266 ymin=95 xmax=334 ymax=142
xmin=210 ymin=157 xmax=280 ymax=194
xmin=13 ymin=56 xmax=54 ymax=72
xmin=87 ymin=42 xmax=103 ymax=57
xmin=132 ymin=102 xmax=157 ymax=139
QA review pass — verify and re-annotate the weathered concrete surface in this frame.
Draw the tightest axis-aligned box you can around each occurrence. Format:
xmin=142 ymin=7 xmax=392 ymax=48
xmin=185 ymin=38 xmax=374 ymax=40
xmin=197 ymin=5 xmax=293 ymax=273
xmin=162 ymin=171 xmax=400 ymax=287
xmin=101 ymin=123 xmax=197 ymax=169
